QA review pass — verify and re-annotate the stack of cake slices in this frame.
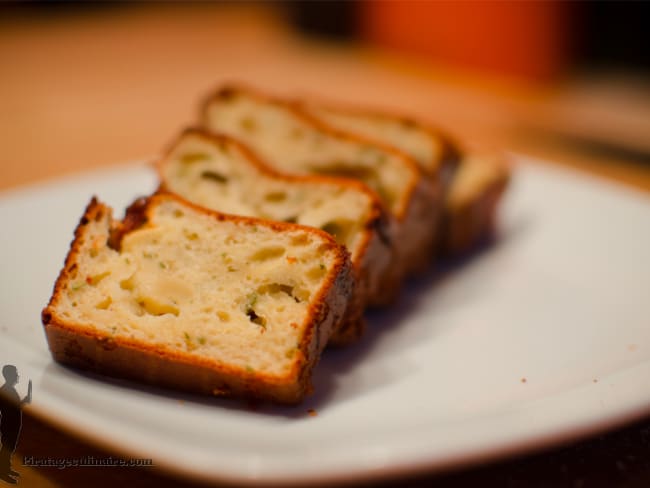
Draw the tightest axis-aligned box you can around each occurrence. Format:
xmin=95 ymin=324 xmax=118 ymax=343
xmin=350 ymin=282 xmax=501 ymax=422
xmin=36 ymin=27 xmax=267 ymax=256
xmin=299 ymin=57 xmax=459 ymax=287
xmin=42 ymin=84 xmax=510 ymax=404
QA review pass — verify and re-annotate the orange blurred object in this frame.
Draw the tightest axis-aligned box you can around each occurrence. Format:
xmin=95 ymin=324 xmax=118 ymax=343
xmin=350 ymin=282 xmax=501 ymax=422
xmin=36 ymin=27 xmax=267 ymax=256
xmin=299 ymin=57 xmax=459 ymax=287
xmin=360 ymin=0 xmax=572 ymax=81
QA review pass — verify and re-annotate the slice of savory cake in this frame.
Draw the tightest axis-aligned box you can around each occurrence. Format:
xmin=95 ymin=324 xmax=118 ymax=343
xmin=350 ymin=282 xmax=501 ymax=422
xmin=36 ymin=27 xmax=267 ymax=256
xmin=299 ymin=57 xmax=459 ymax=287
xmin=42 ymin=193 xmax=353 ymax=404
xmin=157 ymin=128 xmax=393 ymax=345
xmin=201 ymin=85 xmax=437 ymax=282
xmin=442 ymin=154 xmax=510 ymax=255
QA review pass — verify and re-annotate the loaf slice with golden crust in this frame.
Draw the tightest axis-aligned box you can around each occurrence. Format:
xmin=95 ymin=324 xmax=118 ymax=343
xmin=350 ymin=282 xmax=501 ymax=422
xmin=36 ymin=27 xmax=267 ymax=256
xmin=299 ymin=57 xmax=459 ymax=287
xmin=442 ymin=154 xmax=510 ymax=255
xmin=42 ymin=194 xmax=353 ymax=404
xmin=299 ymin=102 xmax=510 ymax=256
xmin=156 ymin=128 xmax=393 ymax=345
xmin=201 ymin=85 xmax=437 ymax=292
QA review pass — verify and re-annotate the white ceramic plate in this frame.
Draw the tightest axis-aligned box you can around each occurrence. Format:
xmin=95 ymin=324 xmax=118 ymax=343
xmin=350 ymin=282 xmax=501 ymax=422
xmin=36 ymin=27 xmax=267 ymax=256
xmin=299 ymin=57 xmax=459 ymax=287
xmin=1 ymin=157 xmax=650 ymax=485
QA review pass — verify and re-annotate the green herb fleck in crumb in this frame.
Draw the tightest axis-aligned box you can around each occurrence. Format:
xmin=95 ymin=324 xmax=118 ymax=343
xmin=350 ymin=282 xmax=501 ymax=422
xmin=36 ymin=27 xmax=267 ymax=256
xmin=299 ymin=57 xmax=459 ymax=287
xmin=240 ymin=117 xmax=256 ymax=132
xmin=183 ymin=331 xmax=198 ymax=350
xmin=246 ymin=293 xmax=258 ymax=308
xmin=159 ymin=261 xmax=167 ymax=269
xmin=143 ymin=252 xmax=154 ymax=259
xmin=71 ymin=282 xmax=85 ymax=291
xmin=198 ymin=336 xmax=206 ymax=345
xmin=319 ymin=263 xmax=326 ymax=270
xmin=245 ymin=365 xmax=254 ymax=373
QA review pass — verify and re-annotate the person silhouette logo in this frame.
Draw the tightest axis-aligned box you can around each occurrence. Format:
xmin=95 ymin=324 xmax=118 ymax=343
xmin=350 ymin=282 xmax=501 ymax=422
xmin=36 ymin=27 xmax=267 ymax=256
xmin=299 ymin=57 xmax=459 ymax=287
xmin=0 ymin=365 xmax=31 ymax=485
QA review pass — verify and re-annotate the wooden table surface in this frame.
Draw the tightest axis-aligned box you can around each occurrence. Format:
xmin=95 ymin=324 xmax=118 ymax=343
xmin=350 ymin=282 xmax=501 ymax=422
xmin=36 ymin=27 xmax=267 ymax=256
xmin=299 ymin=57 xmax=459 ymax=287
xmin=1 ymin=4 xmax=650 ymax=487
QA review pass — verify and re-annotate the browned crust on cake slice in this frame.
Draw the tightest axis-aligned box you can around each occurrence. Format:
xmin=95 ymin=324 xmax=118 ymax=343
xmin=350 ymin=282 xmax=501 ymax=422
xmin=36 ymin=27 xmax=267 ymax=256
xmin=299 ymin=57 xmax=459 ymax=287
xmin=42 ymin=194 xmax=354 ymax=404
xmin=154 ymin=128 xmax=395 ymax=345
xmin=201 ymin=84 xmax=436 ymax=284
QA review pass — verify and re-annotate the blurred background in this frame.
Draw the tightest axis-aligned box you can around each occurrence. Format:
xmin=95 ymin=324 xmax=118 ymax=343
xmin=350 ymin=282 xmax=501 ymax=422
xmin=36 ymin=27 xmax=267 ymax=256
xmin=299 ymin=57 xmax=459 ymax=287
xmin=1 ymin=0 xmax=649 ymax=191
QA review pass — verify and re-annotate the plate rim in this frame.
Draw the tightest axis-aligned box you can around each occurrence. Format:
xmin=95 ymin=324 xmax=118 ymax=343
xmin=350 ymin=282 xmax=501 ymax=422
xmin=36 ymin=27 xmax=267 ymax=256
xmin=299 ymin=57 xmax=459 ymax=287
xmin=22 ymin=386 xmax=650 ymax=486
